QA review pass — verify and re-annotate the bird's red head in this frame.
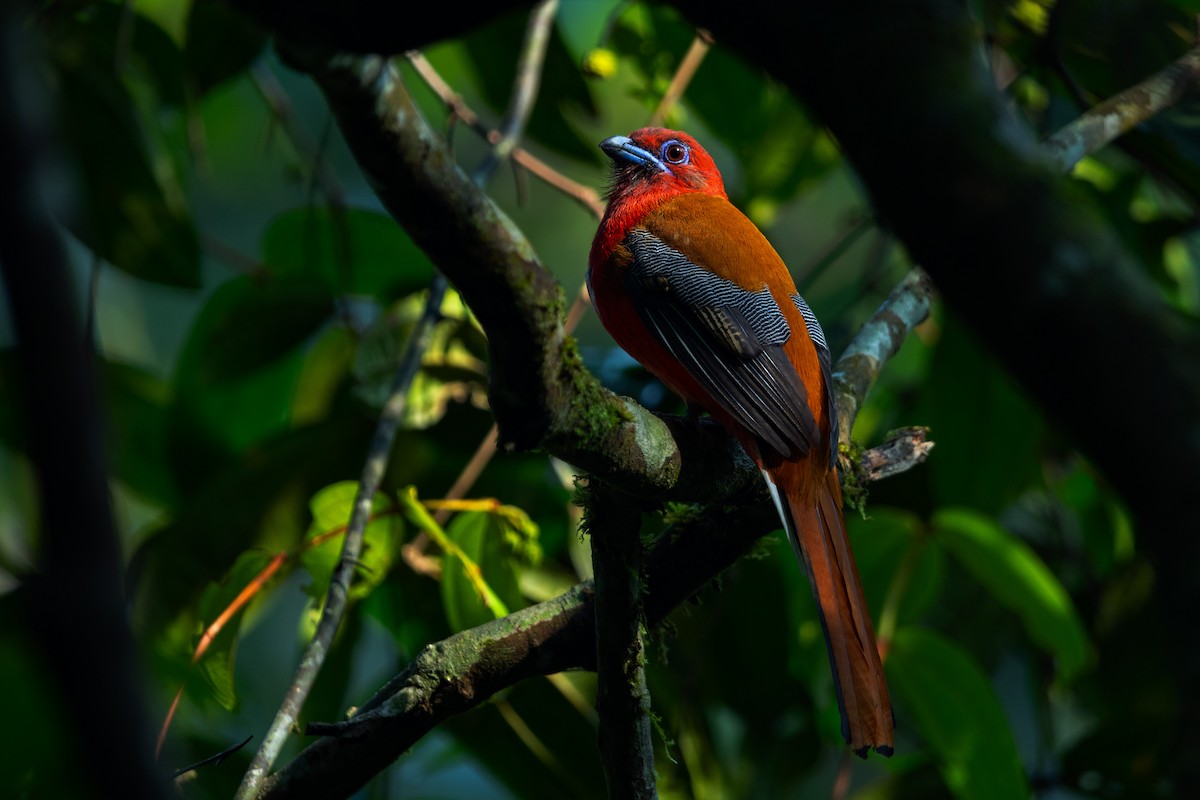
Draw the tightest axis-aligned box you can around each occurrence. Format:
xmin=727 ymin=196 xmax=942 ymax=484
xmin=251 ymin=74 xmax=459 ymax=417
xmin=599 ymin=127 xmax=727 ymax=207
xmin=592 ymin=128 xmax=727 ymax=261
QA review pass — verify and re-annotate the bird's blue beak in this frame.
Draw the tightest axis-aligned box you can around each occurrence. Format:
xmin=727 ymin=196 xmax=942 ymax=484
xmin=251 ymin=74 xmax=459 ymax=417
xmin=599 ymin=136 xmax=667 ymax=172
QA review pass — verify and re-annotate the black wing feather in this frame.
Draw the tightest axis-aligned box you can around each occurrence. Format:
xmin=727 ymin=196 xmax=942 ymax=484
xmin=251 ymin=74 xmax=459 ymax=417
xmin=625 ymin=229 xmax=818 ymax=459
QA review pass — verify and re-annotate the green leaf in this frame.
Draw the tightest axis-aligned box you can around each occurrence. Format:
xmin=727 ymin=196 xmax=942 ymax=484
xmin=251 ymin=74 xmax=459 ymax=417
xmin=934 ymin=508 xmax=1091 ymax=681
xmin=847 ymin=507 xmax=944 ymax=629
xmin=916 ymin=313 xmax=1044 ymax=512
xmin=441 ymin=510 xmax=521 ymax=632
xmin=184 ymin=0 xmax=268 ymax=96
xmin=888 ymin=627 xmax=1029 ymax=800
xmin=166 ymin=273 xmax=340 ymax=491
xmin=299 ymin=481 xmax=404 ymax=607
xmin=352 ymin=290 xmax=489 ymax=427
xmin=189 ymin=276 xmax=334 ymax=383
xmin=291 ymin=325 xmax=357 ymax=426
xmin=48 ymin=7 xmax=199 ymax=287
xmin=261 ymin=206 xmax=435 ymax=301
xmin=132 ymin=0 xmax=191 ymax=45
xmin=99 ymin=360 xmax=176 ymax=506
xmin=402 ymin=492 xmax=541 ymax=635
xmin=194 ymin=549 xmax=279 ymax=710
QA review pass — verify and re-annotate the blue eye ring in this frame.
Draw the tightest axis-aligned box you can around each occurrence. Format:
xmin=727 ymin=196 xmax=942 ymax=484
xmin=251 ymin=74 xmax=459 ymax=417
xmin=661 ymin=140 xmax=689 ymax=165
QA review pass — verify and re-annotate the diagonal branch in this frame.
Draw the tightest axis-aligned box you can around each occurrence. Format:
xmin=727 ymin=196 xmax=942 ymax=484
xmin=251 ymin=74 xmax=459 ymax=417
xmin=239 ymin=6 xmax=560 ymax=795
xmin=1043 ymin=42 xmax=1200 ymax=172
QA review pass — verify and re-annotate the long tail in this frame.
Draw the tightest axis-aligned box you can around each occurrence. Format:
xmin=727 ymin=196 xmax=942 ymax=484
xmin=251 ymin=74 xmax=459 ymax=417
xmin=764 ymin=465 xmax=894 ymax=757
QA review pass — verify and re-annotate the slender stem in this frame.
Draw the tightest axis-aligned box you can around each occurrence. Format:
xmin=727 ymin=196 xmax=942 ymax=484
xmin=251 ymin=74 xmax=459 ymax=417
xmin=874 ymin=527 xmax=929 ymax=655
xmin=405 ymin=42 xmax=605 ymax=218
xmin=234 ymin=276 xmax=448 ymax=799
xmin=250 ymin=60 xmax=346 ymax=208
xmin=649 ymin=31 xmax=711 ymax=126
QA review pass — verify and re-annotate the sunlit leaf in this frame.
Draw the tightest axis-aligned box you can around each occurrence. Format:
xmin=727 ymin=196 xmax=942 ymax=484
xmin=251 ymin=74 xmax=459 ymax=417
xmin=398 ymin=489 xmax=538 ymax=633
xmin=934 ymin=508 xmax=1091 ymax=681
xmin=352 ymin=291 xmax=489 ymax=427
xmin=888 ymin=627 xmax=1029 ymax=800
xmin=440 ymin=510 xmax=521 ymax=632
xmin=299 ymin=481 xmax=404 ymax=606
xmin=193 ymin=549 xmax=278 ymax=710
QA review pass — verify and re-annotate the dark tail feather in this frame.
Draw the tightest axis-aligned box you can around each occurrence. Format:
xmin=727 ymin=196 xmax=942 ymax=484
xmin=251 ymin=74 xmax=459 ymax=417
xmin=765 ymin=466 xmax=894 ymax=757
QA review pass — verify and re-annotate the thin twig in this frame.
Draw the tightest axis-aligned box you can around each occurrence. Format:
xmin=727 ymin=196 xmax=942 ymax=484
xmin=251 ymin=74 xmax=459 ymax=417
xmin=648 ymin=30 xmax=712 ymax=126
xmin=171 ymin=736 xmax=254 ymax=780
xmin=482 ymin=0 xmax=558 ymax=172
xmin=405 ymin=49 xmax=605 ymax=217
xmin=234 ymin=276 xmax=448 ymax=799
xmin=157 ymin=552 xmax=288 ymax=756
xmin=200 ymin=234 xmax=269 ymax=279
xmin=250 ymin=60 xmax=346 ymax=208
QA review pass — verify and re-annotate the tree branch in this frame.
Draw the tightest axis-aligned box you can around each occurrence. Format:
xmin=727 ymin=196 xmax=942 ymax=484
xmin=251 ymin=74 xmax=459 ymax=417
xmin=586 ymin=482 xmax=657 ymax=798
xmin=832 ymin=268 xmax=936 ymax=451
xmin=1043 ymin=42 xmax=1200 ymax=172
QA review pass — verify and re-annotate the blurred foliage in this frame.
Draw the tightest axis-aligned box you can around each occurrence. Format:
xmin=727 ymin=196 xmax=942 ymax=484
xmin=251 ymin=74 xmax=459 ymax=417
xmin=2 ymin=0 xmax=1198 ymax=798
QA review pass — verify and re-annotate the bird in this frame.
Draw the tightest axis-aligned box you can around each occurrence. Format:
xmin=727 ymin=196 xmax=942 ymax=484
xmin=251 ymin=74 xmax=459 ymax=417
xmin=587 ymin=127 xmax=894 ymax=757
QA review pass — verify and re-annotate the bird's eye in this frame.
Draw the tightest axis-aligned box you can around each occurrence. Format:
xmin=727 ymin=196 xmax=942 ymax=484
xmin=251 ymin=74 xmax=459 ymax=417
xmin=662 ymin=141 xmax=689 ymax=164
